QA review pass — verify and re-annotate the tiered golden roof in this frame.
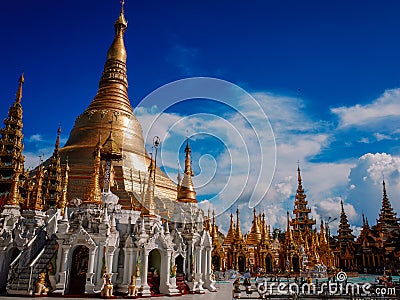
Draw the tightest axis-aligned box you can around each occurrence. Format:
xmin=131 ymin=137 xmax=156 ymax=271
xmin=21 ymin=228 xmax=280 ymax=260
xmin=43 ymin=126 xmax=63 ymax=209
xmin=291 ymin=165 xmax=316 ymax=232
xmin=0 ymin=74 xmax=25 ymax=207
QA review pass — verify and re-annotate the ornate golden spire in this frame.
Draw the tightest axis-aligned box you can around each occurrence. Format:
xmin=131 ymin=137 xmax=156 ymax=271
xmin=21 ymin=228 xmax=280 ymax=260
xmin=319 ymin=219 xmax=327 ymax=245
xmin=247 ymin=208 xmax=261 ymax=245
xmin=7 ymin=173 xmax=21 ymax=206
xmin=30 ymin=163 xmax=45 ymax=211
xmin=286 ymin=211 xmax=293 ymax=243
xmin=211 ymin=210 xmax=218 ymax=239
xmin=16 ymin=73 xmax=24 ymax=103
xmin=374 ymin=179 xmax=400 ymax=231
xmin=142 ymin=156 xmax=156 ymax=216
xmin=43 ymin=126 xmax=63 ymax=209
xmin=1 ymin=73 xmax=25 ymax=207
xmin=236 ymin=208 xmax=244 ymax=240
xmin=292 ymin=164 xmax=315 ymax=233
xmin=55 ymin=125 xmax=61 ymax=155
xmin=107 ymin=0 xmax=128 ymax=62
xmin=82 ymin=138 xmax=103 ymax=205
xmin=223 ymin=213 xmax=235 ymax=246
xmin=177 ymin=138 xmax=197 ymax=203
xmin=58 ymin=159 xmax=70 ymax=213
xmin=85 ymin=1 xmax=131 ymax=114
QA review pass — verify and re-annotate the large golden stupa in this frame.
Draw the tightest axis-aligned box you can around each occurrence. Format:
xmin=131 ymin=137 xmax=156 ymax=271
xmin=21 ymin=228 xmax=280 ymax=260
xmin=58 ymin=4 xmax=177 ymax=209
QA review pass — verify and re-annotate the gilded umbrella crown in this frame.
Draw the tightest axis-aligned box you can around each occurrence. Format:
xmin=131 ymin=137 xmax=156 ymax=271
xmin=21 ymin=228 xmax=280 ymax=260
xmin=107 ymin=1 xmax=128 ymax=62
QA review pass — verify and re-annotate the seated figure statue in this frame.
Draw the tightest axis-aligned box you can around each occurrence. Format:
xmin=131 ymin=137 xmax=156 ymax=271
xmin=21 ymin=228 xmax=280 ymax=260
xmin=35 ymin=272 xmax=50 ymax=296
xmin=127 ymin=275 xmax=138 ymax=297
xmin=101 ymin=273 xmax=114 ymax=298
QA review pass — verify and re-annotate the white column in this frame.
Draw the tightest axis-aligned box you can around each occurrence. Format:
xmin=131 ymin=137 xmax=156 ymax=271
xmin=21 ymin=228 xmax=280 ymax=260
xmin=107 ymin=248 xmax=115 ymax=273
xmin=113 ymin=248 xmax=119 ymax=273
xmin=88 ymin=247 xmax=97 ymax=274
xmin=197 ymin=247 xmax=202 ymax=275
xmin=140 ymin=248 xmax=151 ymax=297
xmin=54 ymin=244 xmax=70 ymax=294
xmin=207 ymin=247 xmax=212 ymax=274
xmin=60 ymin=245 xmax=70 ymax=272
xmin=123 ymin=248 xmax=133 ymax=286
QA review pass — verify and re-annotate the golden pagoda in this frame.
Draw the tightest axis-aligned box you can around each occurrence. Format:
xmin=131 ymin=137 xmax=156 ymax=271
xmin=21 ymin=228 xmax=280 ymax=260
xmin=58 ymin=2 xmax=177 ymax=209
xmin=0 ymin=74 xmax=25 ymax=208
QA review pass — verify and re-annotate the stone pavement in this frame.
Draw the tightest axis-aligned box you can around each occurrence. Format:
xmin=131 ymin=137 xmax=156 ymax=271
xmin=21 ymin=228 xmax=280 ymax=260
xmin=0 ymin=281 xmax=233 ymax=300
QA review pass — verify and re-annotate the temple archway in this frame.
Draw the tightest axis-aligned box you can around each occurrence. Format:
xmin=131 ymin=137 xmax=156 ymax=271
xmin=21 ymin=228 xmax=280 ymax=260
xmin=265 ymin=255 xmax=273 ymax=273
xmin=292 ymin=255 xmax=300 ymax=273
xmin=68 ymin=245 xmax=89 ymax=294
xmin=175 ymin=255 xmax=184 ymax=274
xmin=148 ymin=249 xmax=161 ymax=295
xmin=238 ymin=255 xmax=246 ymax=273
xmin=212 ymin=255 xmax=221 ymax=271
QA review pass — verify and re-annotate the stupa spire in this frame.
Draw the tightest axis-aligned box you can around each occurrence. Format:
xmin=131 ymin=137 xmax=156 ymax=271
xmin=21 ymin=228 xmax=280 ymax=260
xmin=58 ymin=159 xmax=70 ymax=213
xmin=43 ymin=126 xmax=63 ymax=209
xmin=82 ymin=138 xmax=103 ymax=205
xmin=223 ymin=213 xmax=235 ymax=246
xmin=374 ymin=180 xmax=400 ymax=232
xmin=292 ymin=164 xmax=315 ymax=233
xmin=0 ymin=73 xmax=25 ymax=208
xmin=337 ymin=199 xmax=355 ymax=244
xmin=142 ymin=156 xmax=156 ymax=216
xmin=236 ymin=208 xmax=243 ymax=240
xmin=15 ymin=73 xmax=24 ymax=103
xmin=177 ymin=138 xmax=197 ymax=203
xmin=85 ymin=2 xmax=130 ymax=114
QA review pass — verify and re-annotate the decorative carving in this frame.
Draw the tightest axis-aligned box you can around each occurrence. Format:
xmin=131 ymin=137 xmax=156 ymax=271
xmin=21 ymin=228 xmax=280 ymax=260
xmin=68 ymin=226 xmax=96 ymax=248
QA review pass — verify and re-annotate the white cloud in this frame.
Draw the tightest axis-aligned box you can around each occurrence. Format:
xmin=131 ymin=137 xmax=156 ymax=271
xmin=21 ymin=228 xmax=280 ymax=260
xmin=331 ymin=88 xmax=400 ymax=128
xmin=28 ymin=134 xmax=43 ymax=142
xmin=374 ymin=132 xmax=394 ymax=141
xmin=346 ymin=152 xmax=400 ymax=226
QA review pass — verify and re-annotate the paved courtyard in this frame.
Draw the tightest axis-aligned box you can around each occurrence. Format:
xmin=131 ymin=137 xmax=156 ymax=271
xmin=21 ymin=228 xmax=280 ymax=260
xmin=0 ymin=281 xmax=233 ymax=300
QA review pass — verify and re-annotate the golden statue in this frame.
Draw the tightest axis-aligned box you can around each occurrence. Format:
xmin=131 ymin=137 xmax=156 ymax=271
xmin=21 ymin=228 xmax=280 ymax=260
xmin=35 ymin=272 xmax=50 ymax=296
xmin=171 ymin=265 xmax=177 ymax=277
xmin=127 ymin=275 xmax=138 ymax=297
xmin=101 ymin=273 xmax=114 ymax=298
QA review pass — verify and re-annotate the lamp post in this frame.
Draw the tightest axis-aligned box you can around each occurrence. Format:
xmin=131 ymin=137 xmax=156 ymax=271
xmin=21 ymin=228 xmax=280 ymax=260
xmin=152 ymin=136 xmax=160 ymax=182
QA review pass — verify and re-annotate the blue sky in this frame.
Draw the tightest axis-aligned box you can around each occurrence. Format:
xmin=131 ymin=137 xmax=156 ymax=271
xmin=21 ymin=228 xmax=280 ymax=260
xmin=1 ymin=1 xmax=400 ymax=234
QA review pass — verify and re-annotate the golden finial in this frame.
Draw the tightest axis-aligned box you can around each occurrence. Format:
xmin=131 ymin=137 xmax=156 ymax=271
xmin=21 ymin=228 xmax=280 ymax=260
xmin=106 ymin=0 xmax=128 ymax=62
xmin=15 ymin=72 xmax=24 ymax=103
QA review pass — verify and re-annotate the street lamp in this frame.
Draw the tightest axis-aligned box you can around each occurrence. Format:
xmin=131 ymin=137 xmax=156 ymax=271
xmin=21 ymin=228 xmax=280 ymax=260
xmin=152 ymin=136 xmax=161 ymax=182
